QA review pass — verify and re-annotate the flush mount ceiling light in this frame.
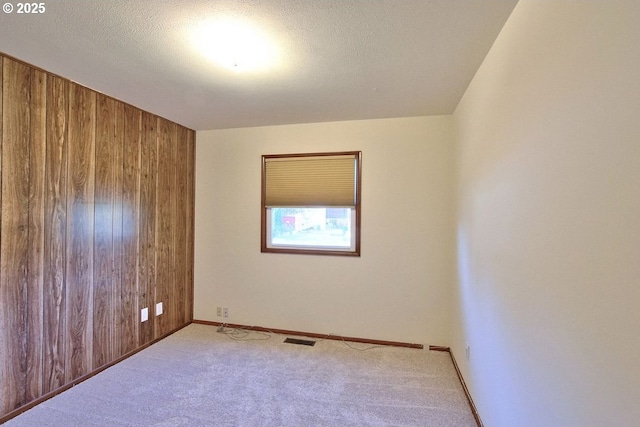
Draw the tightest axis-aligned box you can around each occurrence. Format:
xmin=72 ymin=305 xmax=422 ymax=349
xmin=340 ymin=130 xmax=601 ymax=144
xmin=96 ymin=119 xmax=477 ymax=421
xmin=190 ymin=18 xmax=280 ymax=73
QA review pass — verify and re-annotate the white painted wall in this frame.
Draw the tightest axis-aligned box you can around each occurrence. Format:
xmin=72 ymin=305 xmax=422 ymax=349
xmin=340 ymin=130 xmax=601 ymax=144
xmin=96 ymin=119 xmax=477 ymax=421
xmin=452 ymin=1 xmax=640 ymax=426
xmin=195 ymin=116 xmax=455 ymax=345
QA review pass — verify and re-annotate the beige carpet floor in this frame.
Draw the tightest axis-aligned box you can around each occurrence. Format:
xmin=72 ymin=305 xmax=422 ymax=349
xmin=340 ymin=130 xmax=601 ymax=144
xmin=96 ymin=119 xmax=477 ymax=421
xmin=3 ymin=323 xmax=476 ymax=427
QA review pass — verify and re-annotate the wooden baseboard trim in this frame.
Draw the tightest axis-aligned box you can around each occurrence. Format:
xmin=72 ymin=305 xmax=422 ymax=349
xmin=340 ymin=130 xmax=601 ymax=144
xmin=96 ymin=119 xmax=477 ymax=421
xmin=0 ymin=323 xmax=191 ymax=425
xmin=192 ymin=319 xmax=424 ymax=349
xmin=449 ymin=350 xmax=484 ymax=427
xmin=427 ymin=345 xmax=483 ymax=427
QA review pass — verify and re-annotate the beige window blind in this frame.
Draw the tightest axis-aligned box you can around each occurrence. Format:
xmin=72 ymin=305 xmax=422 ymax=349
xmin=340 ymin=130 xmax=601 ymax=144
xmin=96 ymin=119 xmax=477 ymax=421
xmin=263 ymin=153 xmax=359 ymax=207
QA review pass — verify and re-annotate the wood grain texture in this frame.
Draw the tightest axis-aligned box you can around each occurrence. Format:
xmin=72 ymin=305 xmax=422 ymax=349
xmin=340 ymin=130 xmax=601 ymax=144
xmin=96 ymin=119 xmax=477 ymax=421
xmin=186 ymin=130 xmax=195 ymax=321
xmin=175 ymin=126 xmax=188 ymax=326
xmin=120 ymin=104 xmax=140 ymax=355
xmin=91 ymin=95 xmax=125 ymax=366
xmin=93 ymin=94 xmax=116 ymax=369
xmin=155 ymin=118 xmax=176 ymax=338
xmin=43 ymin=74 xmax=68 ymax=394
xmin=26 ymin=68 xmax=46 ymax=402
xmin=1 ymin=58 xmax=32 ymax=413
xmin=0 ymin=56 xmax=3 ymax=414
xmin=65 ymin=82 xmax=95 ymax=383
xmin=111 ymin=100 xmax=124 ymax=358
xmin=0 ymin=52 xmax=194 ymax=421
xmin=138 ymin=112 xmax=157 ymax=346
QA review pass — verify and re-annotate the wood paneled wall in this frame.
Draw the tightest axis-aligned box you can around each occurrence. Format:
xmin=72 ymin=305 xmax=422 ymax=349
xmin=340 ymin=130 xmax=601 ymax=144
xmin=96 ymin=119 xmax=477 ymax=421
xmin=0 ymin=54 xmax=195 ymax=419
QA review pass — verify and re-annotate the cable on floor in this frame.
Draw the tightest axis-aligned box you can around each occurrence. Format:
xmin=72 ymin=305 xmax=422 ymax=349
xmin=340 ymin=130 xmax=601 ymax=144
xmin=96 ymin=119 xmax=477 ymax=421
xmin=216 ymin=324 xmax=271 ymax=341
xmin=216 ymin=324 xmax=387 ymax=350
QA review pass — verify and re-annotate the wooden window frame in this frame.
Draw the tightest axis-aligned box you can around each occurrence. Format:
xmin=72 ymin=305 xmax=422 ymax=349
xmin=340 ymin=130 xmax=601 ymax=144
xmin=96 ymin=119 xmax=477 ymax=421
xmin=261 ymin=151 xmax=362 ymax=256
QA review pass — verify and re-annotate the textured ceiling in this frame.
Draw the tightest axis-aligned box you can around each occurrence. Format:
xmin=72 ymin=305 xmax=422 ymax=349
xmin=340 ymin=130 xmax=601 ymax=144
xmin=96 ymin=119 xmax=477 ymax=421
xmin=0 ymin=0 xmax=518 ymax=130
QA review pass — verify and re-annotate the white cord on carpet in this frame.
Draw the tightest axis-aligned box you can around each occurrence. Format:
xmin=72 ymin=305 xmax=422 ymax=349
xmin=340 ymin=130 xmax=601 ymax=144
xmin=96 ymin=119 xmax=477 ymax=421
xmin=217 ymin=324 xmax=272 ymax=341
xmin=216 ymin=324 xmax=387 ymax=351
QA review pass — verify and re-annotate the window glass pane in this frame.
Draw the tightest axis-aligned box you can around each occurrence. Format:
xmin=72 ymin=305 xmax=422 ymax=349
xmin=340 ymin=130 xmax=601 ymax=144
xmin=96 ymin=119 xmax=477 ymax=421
xmin=269 ymin=207 xmax=352 ymax=249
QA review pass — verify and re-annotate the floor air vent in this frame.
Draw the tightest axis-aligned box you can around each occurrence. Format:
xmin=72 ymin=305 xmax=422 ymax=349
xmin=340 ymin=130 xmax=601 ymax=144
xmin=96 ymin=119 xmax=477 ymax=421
xmin=284 ymin=338 xmax=316 ymax=346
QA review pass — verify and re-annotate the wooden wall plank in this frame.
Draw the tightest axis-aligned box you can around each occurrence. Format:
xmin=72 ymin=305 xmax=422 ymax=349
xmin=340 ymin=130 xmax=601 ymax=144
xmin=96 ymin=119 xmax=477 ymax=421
xmin=175 ymin=126 xmax=188 ymax=325
xmin=26 ymin=68 xmax=46 ymax=402
xmin=42 ymin=74 xmax=68 ymax=393
xmin=65 ymin=83 xmax=95 ymax=382
xmin=92 ymin=94 xmax=115 ymax=369
xmin=111 ymin=99 xmax=124 ymax=358
xmin=186 ymin=130 xmax=195 ymax=321
xmin=1 ymin=58 xmax=31 ymax=412
xmin=155 ymin=118 xmax=175 ymax=337
xmin=121 ymin=104 xmax=141 ymax=355
xmin=138 ymin=112 xmax=157 ymax=346
xmin=0 ymin=55 xmax=3 ymax=414
xmin=169 ymin=123 xmax=179 ymax=332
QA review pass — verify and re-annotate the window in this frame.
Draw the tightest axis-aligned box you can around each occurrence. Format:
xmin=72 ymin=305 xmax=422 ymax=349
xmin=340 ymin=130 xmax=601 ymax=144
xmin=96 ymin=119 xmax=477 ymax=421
xmin=261 ymin=151 xmax=361 ymax=256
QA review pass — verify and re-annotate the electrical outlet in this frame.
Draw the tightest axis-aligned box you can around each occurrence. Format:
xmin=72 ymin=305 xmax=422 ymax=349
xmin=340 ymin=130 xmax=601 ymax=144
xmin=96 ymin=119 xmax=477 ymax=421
xmin=223 ymin=307 xmax=229 ymax=318
xmin=141 ymin=307 xmax=148 ymax=323
xmin=156 ymin=302 xmax=163 ymax=316
xmin=217 ymin=307 xmax=222 ymax=317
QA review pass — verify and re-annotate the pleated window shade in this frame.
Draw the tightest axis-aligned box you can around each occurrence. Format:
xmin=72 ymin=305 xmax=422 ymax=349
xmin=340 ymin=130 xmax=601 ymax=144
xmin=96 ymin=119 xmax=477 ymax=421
xmin=263 ymin=153 xmax=358 ymax=207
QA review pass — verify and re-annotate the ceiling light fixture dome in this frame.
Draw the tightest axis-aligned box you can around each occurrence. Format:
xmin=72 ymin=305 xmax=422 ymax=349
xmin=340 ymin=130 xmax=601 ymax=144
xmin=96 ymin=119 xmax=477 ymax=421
xmin=191 ymin=18 xmax=279 ymax=73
